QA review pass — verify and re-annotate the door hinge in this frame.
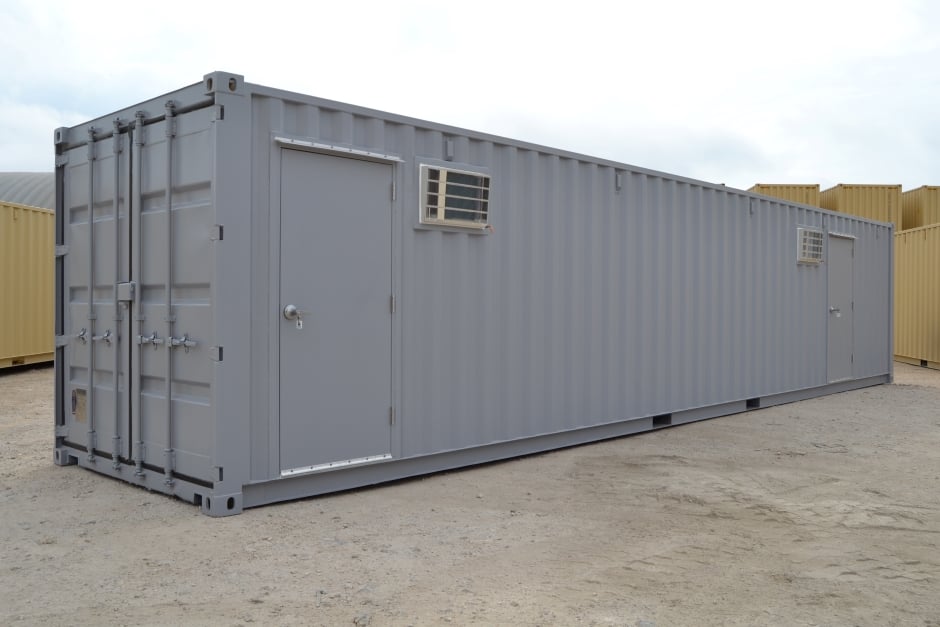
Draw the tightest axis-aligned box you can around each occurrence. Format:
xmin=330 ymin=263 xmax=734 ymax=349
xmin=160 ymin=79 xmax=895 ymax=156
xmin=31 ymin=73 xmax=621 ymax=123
xmin=209 ymin=224 xmax=224 ymax=241
xmin=389 ymin=406 xmax=396 ymax=426
xmin=390 ymin=294 xmax=396 ymax=314
xmin=390 ymin=182 xmax=397 ymax=201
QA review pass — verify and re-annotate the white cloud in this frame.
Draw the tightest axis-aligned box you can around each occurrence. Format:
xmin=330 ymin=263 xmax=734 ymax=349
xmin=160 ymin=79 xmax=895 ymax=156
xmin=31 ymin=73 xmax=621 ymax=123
xmin=1 ymin=0 xmax=938 ymax=190
xmin=0 ymin=99 xmax=86 ymax=170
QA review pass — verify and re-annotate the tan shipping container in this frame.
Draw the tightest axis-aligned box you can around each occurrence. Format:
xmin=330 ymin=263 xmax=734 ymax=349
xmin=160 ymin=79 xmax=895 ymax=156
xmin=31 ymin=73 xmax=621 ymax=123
xmin=894 ymin=224 xmax=940 ymax=369
xmin=901 ymin=185 xmax=940 ymax=231
xmin=748 ymin=183 xmax=820 ymax=207
xmin=1 ymin=201 xmax=54 ymax=368
xmin=820 ymin=184 xmax=902 ymax=227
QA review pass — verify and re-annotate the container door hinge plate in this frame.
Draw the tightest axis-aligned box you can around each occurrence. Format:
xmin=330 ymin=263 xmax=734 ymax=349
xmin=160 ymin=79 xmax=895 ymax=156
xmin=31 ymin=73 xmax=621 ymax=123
xmin=117 ymin=281 xmax=136 ymax=303
xmin=55 ymin=154 xmax=69 ymax=167
xmin=389 ymin=406 xmax=396 ymax=425
xmin=209 ymin=346 xmax=224 ymax=362
xmin=390 ymin=295 xmax=396 ymax=314
xmin=209 ymin=224 xmax=224 ymax=241
xmin=55 ymin=245 xmax=69 ymax=258
xmin=55 ymin=425 xmax=69 ymax=437
xmin=391 ymin=182 xmax=397 ymax=201
xmin=212 ymin=104 xmax=225 ymax=121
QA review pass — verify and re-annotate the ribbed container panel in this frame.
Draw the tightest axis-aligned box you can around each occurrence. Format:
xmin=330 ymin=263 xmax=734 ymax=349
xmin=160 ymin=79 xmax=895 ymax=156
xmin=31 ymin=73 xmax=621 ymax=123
xmin=820 ymin=184 xmax=901 ymax=228
xmin=901 ymin=186 xmax=940 ymax=231
xmin=748 ymin=183 xmax=820 ymax=207
xmin=1 ymin=201 xmax=54 ymax=367
xmin=895 ymin=224 xmax=940 ymax=365
xmin=249 ymin=86 xmax=895 ymax=464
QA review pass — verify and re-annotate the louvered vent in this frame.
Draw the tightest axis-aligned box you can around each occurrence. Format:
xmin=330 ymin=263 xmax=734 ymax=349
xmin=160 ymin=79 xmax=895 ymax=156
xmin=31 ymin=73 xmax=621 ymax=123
xmin=420 ymin=165 xmax=490 ymax=228
xmin=797 ymin=227 xmax=824 ymax=263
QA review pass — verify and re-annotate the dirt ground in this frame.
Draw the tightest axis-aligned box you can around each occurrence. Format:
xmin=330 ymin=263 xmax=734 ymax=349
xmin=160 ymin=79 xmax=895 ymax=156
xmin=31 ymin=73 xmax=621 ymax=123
xmin=1 ymin=364 xmax=938 ymax=626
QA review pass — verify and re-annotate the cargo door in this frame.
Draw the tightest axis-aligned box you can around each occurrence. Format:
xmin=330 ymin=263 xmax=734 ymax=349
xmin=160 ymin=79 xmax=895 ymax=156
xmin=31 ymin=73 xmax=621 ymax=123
xmin=827 ymin=235 xmax=854 ymax=382
xmin=57 ymin=105 xmax=217 ymax=484
xmin=58 ymin=127 xmax=132 ymax=463
xmin=278 ymin=150 xmax=393 ymax=476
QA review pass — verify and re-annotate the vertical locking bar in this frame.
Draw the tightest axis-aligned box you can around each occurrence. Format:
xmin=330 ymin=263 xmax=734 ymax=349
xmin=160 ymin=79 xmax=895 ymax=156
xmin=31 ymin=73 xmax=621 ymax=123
xmin=131 ymin=112 xmax=146 ymax=477
xmin=86 ymin=127 xmax=97 ymax=461
xmin=111 ymin=118 xmax=123 ymax=469
xmin=163 ymin=101 xmax=176 ymax=487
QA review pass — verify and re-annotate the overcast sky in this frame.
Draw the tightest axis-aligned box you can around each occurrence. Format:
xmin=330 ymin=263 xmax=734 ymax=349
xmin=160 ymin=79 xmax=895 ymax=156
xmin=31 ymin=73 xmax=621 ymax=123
xmin=1 ymin=0 xmax=937 ymax=191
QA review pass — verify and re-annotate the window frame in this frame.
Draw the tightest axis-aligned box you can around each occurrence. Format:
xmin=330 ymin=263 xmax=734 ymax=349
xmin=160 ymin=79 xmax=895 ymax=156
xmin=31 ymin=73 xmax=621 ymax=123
xmin=418 ymin=163 xmax=491 ymax=231
xmin=797 ymin=226 xmax=825 ymax=264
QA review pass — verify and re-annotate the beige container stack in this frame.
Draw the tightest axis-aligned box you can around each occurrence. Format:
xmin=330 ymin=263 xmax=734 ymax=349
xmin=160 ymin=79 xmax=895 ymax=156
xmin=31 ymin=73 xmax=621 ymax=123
xmin=1 ymin=200 xmax=54 ymax=368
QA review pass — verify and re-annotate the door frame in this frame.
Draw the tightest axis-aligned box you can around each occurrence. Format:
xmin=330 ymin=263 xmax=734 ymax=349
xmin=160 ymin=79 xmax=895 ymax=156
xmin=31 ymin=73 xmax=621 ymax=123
xmin=826 ymin=233 xmax=855 ymax=383
xmin=266 ymin=138 xmax=404 ymax=479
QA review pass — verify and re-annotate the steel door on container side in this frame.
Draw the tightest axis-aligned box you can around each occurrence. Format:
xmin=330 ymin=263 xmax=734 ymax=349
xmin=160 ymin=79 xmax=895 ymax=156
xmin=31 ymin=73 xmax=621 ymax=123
xmin=827 ymin=235 xmax=854 ymax=382
xmin=279 ymin=150 xmax=392 ymax=475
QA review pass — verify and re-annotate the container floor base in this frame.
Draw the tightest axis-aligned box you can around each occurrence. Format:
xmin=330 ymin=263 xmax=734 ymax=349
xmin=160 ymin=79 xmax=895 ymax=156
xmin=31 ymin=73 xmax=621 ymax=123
xmin=54 ymin=373 xmax=890 ymax=516
xmin=895 ymin=355 xmax=940 ymax=371
xmin=1 ymin=352 xmax=53 ymax=369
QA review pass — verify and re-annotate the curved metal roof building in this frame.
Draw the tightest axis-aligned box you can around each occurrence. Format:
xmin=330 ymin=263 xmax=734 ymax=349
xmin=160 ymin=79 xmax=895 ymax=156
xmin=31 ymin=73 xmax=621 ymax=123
xmin=0 ymin=172 xmax=55 ymax=210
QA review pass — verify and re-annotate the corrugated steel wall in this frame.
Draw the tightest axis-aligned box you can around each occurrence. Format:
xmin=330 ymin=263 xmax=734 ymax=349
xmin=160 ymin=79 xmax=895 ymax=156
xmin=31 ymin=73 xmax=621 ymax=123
xmin=1 ymin=201 xmax=54 ymax=367
xmin=895 ymin=224 xmax=940 ymax=367
xmin=253 ymin=91 xmax=892 ymax=461
xmin=53 ymin=73 xmax=894 ymax=514
xmin=748 ymin=183 xmax=820 ymax=207
xmin=901 ymin=186 xmax=940 ymax=231
xmin=820 ymin=184 xmax=902 ymax=228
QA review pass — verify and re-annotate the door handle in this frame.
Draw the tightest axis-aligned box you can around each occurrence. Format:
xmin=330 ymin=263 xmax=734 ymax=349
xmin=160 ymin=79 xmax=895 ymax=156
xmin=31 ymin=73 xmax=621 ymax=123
xmin=283 ymin=304 xmax=309 ymax=328
xmin=283 ymin=304 xmax=302 ymax=320
xmin=829 ymin=306 xmax=840 ymax=314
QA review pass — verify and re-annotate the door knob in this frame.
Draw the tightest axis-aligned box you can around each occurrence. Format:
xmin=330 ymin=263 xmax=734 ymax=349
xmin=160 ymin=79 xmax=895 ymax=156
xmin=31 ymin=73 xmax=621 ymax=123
xmin=283 ymin=304 xmax=301 ymax=320
xmin=283 ymin=304 xmax=309 ymax=328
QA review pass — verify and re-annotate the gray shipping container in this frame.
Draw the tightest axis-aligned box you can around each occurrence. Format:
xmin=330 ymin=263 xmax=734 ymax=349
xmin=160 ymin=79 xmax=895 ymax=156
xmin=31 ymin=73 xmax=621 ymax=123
xmin=53 ymin=72 xmax=893 ymax=516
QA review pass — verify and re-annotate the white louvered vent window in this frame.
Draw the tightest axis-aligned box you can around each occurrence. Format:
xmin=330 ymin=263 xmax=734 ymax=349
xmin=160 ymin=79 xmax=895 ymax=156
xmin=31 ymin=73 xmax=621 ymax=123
xmin=797 ymin=227 xmax=824 ymax=264
xmin=420 ymin=165 xmax=490 ymax=228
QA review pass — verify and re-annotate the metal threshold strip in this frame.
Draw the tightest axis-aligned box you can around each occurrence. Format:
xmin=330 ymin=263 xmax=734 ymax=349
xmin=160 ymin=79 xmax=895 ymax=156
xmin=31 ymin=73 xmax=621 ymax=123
xmin=281 ymin=453 xmax=392 ymax=478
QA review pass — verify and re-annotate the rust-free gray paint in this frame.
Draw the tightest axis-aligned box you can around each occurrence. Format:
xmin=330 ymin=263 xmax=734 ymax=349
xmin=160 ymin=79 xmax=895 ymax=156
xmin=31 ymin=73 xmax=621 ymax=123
xmin=53 ymin=72 xmax=893 ymax=515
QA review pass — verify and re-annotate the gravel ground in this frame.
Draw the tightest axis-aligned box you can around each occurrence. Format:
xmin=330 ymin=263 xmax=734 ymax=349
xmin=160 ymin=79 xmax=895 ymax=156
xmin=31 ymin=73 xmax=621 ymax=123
xmin=1 ymin=363 xmax=939 ymax=626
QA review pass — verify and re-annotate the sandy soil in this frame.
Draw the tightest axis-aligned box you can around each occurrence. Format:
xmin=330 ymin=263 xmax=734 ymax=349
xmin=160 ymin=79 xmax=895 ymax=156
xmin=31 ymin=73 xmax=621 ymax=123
xmin=1 ymin=363 xmax=938 ymax=626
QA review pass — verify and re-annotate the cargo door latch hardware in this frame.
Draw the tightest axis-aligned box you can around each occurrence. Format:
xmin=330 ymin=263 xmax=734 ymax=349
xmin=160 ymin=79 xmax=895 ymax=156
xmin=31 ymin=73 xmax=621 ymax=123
xmin=169 ymin=334 xmax=198 ymax=352
xmin=75 ymin=328 xmax=88 ymax=344
xmin=137 ymin=331 xmax=164 ymax=348
xmin=92 ymin=329 xmax=113 ymax=344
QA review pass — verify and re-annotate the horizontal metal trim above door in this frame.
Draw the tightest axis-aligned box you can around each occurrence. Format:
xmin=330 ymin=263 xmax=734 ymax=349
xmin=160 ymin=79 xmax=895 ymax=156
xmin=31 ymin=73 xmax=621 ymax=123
xmin=274 ymin=136 xmax=403 ymax=163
